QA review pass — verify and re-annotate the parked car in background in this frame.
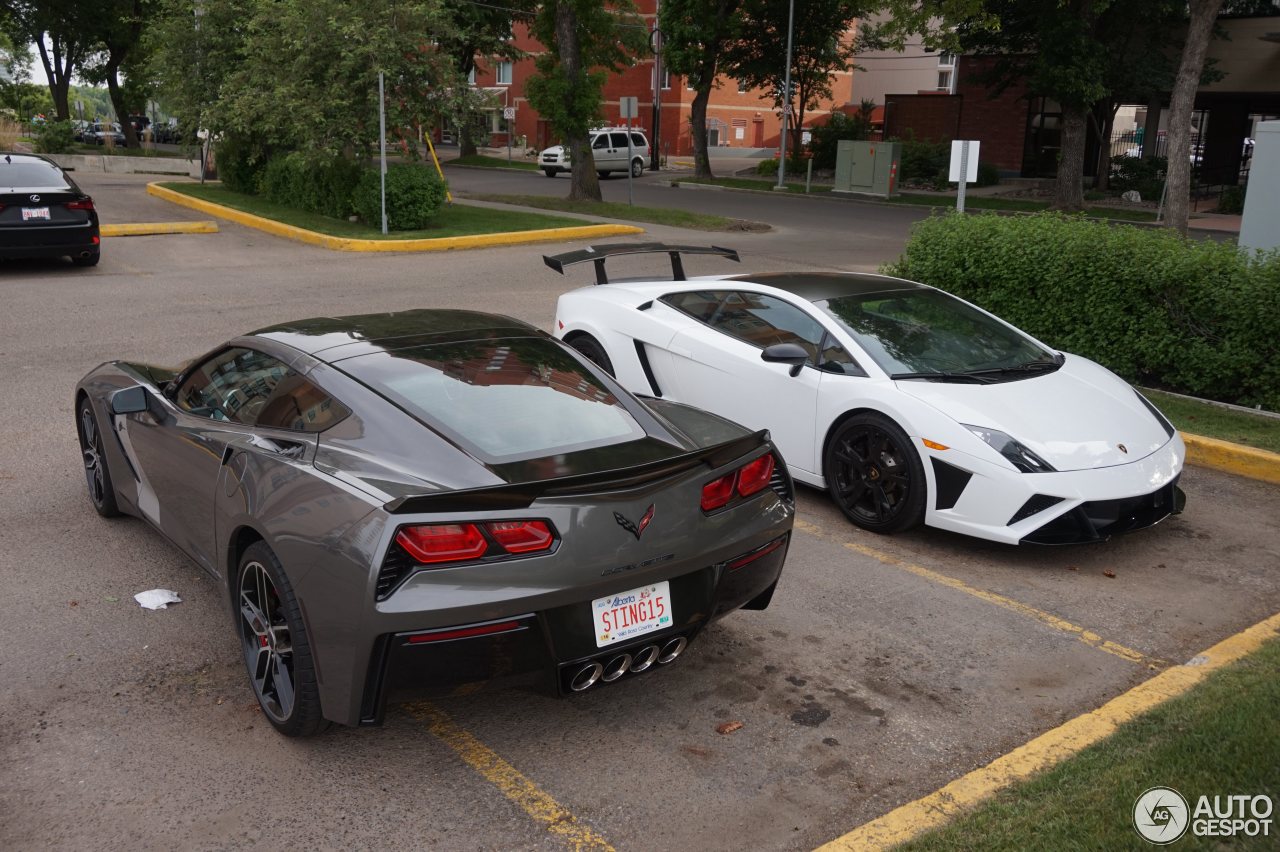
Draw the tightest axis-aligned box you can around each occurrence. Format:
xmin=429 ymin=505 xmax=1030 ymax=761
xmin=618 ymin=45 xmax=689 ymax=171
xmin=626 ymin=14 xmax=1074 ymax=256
xmin=550 ymin=244 xmax=1186 ymax=546
xmin=74 ymin=309 xmax=793 ymax=735
xmin=0 ymin=153 xmax=100 ymax=266
xmin=540 ymin=127 xmax=649 ymax=179
xmin=86 ymin=122 xmax=126 ymax=146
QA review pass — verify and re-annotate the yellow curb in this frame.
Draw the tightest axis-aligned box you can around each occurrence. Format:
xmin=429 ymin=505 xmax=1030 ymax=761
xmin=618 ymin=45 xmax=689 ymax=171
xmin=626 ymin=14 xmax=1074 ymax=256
xmin=147 ymin=182 xmax=644 ymax=251
xmin=100 ymin=221 xmax=219 ymax=237
xmin=815 ymin=610 xmax=1280 ymax=852
xmin=1181 ymin=431 xmax=1280 ymax=485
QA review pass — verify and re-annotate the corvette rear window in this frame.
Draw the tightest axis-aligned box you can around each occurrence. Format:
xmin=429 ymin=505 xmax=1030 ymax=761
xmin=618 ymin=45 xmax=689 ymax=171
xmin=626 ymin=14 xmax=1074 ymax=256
xmin=340 ymin=337 xmax=645 ymax=461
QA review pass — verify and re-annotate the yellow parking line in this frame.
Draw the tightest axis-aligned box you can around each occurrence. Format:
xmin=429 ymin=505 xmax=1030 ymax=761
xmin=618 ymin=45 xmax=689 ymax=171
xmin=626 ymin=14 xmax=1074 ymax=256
xmin=101 ymin=220 xmax=219 ymax=237
xmin=793 ymin=519 xmax=1164 ymax=668
xmin=815 ymin=610 xmax=1280 ymax=851
xmin=1182 ymin=431 xmax=1280 ymax=485
xmin=404 ymin=702 xmax=615 ymax=852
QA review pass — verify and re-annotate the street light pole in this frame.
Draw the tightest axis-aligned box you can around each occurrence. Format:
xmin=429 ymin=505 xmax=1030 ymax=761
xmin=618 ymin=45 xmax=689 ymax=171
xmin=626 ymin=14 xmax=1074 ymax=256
xmin=775 ymin=0 xmax=795 ymax=190
xmin=649 ymin=24 xmax=662 ymax=171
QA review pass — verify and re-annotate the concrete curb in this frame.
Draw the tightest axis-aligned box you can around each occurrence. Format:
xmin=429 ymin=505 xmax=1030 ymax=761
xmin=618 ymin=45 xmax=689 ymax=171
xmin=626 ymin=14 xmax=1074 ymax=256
xmin=1182 ymin=432 xmax=1280 ymax=485
xmin=101 ymin=221 xmax=219 ymax=237
xmin=146 ymin=182 xmax=644 ymax=251
xmin=816 ymin=610 xmax=1280 ymax=851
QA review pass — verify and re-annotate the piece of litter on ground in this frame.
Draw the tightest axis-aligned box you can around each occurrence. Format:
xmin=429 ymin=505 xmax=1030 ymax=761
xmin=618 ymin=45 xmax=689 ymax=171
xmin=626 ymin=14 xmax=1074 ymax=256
xmin=134 ymin=589 xmax=182 ymax=610
xmin=716 ymin=721 xmax=744 ymax=735
xmin=104 ymin=596 xmax=119 ymax=603
xmin=1102 ymin=569 xmax=1116 ymax=578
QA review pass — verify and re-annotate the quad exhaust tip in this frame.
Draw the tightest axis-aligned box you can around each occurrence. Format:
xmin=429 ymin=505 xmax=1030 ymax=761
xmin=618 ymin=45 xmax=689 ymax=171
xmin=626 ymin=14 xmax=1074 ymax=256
xmin=601 ymin=653 xmax=632 ymax=683
xmin=630 ymin=644 xmax=660 ymax=673
xmin=657 ymin=636 xmax=687 ymax=664
xmin=569 ymin=636 xmax=686 ymax=692
xmin=569 ymin=661 xmax=603 ymax=692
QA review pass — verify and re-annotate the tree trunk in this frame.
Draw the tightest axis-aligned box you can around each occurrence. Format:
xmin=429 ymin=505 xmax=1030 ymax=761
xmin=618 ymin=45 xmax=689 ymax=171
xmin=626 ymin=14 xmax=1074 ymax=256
xmin=1053 ymin=104 xmax=1088 ymax=211
xmin=36 ymin=38 xmax=72 ymax=121
xmin=106 ymin=67 xmax=139 ymax=148
xmin=791 ymin=80 xmax=807 ymax=163
xmin=690 ymin=85 xmax=713 ymax=178
xmin=1093 ymin=102 xmax=1117 ymax=192
xmin=555 ymin=2 xmax=601 ymax=201
xmin=1141 ymin=93 xmax=1161 ymax=160
xmin=1164 ymin=0 xmax=1224 ymax=235
xmin=459 ymin=123 xmax=478 ymax=158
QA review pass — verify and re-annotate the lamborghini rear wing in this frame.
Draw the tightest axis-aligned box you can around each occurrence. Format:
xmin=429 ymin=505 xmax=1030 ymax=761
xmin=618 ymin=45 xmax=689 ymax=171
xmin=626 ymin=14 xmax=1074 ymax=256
xmin=383 ymin=429 xmax=768 ymax=514
xmin=542 ymin=243 xmax=739 ymax=285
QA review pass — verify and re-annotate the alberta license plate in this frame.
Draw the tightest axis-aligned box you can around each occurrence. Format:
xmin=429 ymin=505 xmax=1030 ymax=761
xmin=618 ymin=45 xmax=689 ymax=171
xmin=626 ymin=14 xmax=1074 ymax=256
xmin=21 ymin=207 xmax=50 ymax=221
xmin=592 ymin=581 xmax=672 ymax=648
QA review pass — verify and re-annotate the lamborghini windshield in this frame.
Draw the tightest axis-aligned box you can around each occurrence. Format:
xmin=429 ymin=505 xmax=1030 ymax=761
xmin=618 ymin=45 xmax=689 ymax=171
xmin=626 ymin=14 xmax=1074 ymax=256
xmin=816 ymin=289 xmax=1059 ymax=379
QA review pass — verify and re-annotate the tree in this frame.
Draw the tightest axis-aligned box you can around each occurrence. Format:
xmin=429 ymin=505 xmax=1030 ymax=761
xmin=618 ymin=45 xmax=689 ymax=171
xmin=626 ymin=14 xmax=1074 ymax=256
xmin=723 ymin=0 xmax=864 ymax=164
xmin=659 ymin=0 xmax=744 ymax=180
xmin=81 ymin=0 xmax=154 ymax=147
xmin=437 ymin=0 xmax=536 ymax=157
xmin=1 ymin=1 xmax=100 ymax=120
xmin=525 ymin=0 xmax=643 ymax=202
xmin=1163 ymin=0 xmax=1226 ymax=235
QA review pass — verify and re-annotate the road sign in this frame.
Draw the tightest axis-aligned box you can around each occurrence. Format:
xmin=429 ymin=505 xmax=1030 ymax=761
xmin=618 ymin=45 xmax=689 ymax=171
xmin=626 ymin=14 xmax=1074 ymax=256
xmin=619 ymin=97 xmax=639 ymax=119
xmin=503 ymin=107 xmax=515 ymax=120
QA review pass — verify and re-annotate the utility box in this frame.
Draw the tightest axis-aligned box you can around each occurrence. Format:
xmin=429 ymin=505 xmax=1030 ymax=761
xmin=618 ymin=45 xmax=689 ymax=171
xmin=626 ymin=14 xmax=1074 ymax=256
xmin=833 ymin=140 xmax=901 ymax=197
xmin=1240 ymin=120 xmax=1278 ymax=253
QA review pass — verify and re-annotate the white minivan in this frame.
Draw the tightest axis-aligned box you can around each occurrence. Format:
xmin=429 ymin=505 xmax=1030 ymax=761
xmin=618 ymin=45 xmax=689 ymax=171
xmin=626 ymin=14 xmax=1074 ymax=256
xmin=540 ymin=128 xmax=650 ymax=178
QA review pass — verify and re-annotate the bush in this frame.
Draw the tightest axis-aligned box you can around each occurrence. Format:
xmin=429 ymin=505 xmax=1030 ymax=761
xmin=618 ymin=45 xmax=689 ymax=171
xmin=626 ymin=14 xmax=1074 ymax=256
xmin=33 ymin=120 xmax=75 ymax=154
xmin=1217 ymin=185 xmax=1246 ymax=215
xmin=1110 ymin=155 xmax=1167 ymax=201
xmin=352 ymin=165 xmax=448 ymax=230
xmin=258 ymin=152 xmax=362 ymax=219
xmin=883 ymin=212 xmax=1280 ymax=410
xmin=976 ymin=160 xmax=1000 ymax=187
xmin=754 ymin=157 xmax=807 ymax=177
xmin=215 ymin=135 xmax=272 ymax=194
xmin=895 ymin=135 xmax=949 ymax=185
xmin=808 ymin=107 xmax=874 ymax=171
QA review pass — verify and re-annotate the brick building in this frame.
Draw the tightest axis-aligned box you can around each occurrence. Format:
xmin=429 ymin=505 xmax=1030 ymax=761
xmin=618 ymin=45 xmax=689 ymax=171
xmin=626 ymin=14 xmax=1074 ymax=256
xmin=464 ymin=2 xmax=858 ymax=158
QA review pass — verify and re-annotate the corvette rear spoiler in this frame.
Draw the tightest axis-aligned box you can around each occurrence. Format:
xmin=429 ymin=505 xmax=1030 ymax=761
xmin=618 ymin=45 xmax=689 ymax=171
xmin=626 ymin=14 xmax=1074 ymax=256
xmin=542 ymin=243 xmax=739 ymax=285
xmin=383 ymin=430 xmax=768 ymax=514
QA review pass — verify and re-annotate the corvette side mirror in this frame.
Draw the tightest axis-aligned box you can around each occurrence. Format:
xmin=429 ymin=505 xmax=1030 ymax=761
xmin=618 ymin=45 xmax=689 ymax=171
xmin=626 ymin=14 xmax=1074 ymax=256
xmin=110 ymin=385 xmax=150 ymax=415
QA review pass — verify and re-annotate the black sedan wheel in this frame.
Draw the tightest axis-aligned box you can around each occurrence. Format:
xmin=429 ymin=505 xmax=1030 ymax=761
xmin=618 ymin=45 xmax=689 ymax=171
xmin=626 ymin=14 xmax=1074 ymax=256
xmin=567 ymin=333 xmax=615 ymax=376
xmin=237 ymin=542 xmax=328 ymax=737
xmin=77 ymin=399 xmax=119 ymax=517
xmin=824 ymin=412 xmax=925 ymax=534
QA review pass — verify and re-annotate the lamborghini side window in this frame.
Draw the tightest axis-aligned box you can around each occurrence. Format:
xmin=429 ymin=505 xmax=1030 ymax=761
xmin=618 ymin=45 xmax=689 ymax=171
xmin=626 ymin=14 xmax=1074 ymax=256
xmin=817 ymin=332 xmax=867 ymax=376
xmin=709 ymin=292 xmax=827 ymax=360
xmin=660 ymin=290 xmax=728 ymax=323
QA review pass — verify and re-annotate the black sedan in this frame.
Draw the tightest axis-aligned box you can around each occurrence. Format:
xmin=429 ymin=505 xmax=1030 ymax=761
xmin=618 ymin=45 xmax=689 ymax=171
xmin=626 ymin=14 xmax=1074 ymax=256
xmin=0 ymin=154 xmax=100 ymax=266
xmin=76 ymin=310 xmax=794 ymax=735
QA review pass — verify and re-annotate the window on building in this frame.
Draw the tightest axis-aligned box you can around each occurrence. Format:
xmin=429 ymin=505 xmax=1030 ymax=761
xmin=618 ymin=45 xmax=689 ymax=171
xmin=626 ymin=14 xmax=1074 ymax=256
xmin=738 ymin=79 xmax=748 ymax=94
xmin=467 ymin=67 xmax=476 ymax=85
xmin=937 ymin=70 xmax=953 ymax=92
xmin=496 ymin=61 xmax=512 ymax=85
xmin=662 ymin=69 xmax=671 ymax=90
xmin=938 ymin=51 xmax=956 ymax=67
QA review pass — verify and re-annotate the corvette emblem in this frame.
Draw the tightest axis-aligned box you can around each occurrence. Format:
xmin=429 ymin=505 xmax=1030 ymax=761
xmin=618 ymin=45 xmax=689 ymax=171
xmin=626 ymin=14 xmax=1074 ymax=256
xmin=614 ymin=504 xmax=655 ymax=540
xmin=1118 ymin=443 xmax=1128 ymax=454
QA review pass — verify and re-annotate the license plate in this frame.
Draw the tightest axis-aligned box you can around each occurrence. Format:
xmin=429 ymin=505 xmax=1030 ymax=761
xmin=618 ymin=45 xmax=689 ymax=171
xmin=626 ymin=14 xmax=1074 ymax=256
xmin=21 ymin=207 xmax=50 ymax=221
xmin=592 ymin=581 xmax=672 ymax=648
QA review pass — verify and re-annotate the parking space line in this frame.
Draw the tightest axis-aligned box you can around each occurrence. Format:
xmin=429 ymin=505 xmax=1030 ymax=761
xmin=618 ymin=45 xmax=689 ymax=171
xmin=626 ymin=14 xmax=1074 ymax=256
xmin=792 ymin=520 xmax=1165 ymax=669
xmin=403 ymin=702 xmax=615 ymax=852
xmin=815 ymin=610 xmax=1280 ymax=851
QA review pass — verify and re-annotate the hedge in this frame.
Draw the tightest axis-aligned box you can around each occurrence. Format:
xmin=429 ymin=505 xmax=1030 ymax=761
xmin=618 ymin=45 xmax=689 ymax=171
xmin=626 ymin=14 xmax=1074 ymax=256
xmin=883 ymin=213 xmax=1280 ymax=411
xmin=351 ymin=164 xmax=448 ymax=230
xmin=258 ymin=152 xmax=362 ymax=219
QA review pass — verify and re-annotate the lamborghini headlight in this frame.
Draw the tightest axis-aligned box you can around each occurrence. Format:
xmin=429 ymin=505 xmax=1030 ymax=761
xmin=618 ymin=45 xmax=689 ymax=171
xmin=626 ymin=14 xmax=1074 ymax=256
xmin=964 ymin=425 xmax=1056 ymax=473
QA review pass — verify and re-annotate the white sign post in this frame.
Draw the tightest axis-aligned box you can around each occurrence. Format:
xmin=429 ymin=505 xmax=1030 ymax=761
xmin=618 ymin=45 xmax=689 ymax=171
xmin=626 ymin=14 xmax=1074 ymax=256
xmin=620 ymin=96 xmax=639 ymax=206
xmin=949 ymin=140 xmax=980 ymax=213
xmin=503 ymin=106 xmax=516 ymax=164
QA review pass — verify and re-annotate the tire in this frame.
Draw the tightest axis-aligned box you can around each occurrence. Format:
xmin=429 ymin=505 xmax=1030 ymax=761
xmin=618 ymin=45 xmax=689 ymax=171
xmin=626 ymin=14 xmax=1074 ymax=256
xmin=823 ymin=412 xmax=925 ymax=534
xmin=72 ymin=252 xmax=100 ymax=267
xmin=543 ymin=168 xmax=557 ymax=178
xmin=597 ymin=170 xmax=611 ymax=179
xmin=236 ymin=542 xmax=329 ymax=737
xmin=631 ymin=158 xmax=644 ymax=178
xmin=566 ymin=333 xmax=615 ymax=376
xmin=77 ymin=398 xmax=120 ymax=517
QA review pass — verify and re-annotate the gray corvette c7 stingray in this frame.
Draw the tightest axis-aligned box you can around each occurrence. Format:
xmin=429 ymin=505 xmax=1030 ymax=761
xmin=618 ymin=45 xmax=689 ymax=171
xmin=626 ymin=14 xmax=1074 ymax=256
xmin=76 ymin=310 xmax=793 ymax=735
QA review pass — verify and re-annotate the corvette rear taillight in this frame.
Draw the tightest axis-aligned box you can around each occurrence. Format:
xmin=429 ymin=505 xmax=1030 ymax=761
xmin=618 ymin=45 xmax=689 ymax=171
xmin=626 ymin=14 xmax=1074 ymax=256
xmin=701 ymin=472 xmax=736 ymax=511
xmin=702 ymin=454 xmax=778 ymax=513
xmin=65 ymin=198 xmax=95 ymax=211
xmin=736 ymin=454 xmax=774 ymax=497
xmin=394 ymin=519 xmax=557 ymax=566
xmin=487 ymin=520 xmax=554 ymax=553
xmin=396 ymin=523 xmax=487 ymax=564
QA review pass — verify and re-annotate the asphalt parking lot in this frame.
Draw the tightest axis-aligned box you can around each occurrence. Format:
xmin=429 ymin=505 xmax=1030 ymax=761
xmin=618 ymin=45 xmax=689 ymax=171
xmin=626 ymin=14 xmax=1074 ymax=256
xmin=1 ymin=173 xmax=1278 ymax=850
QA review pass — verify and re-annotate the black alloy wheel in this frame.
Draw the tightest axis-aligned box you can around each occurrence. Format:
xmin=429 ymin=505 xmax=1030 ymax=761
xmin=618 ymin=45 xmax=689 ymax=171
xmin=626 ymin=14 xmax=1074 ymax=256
xmin=824 ymin=412 xmax=925 ymax=534
xmin=77 ymin=399 xmax=119 ymax=517
xmin=567 ymin=334 xmax=615 ymax=376
xmin=631 ymin=158 xmax=644 ymax=178
xmin=236 ymin=542 xmax=327 ymax=737
xmin=543 ymin=168 xmax=557 ymax=178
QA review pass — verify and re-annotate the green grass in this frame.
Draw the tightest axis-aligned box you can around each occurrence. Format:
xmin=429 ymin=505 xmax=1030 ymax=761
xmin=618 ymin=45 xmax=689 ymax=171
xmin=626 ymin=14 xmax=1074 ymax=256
xmin=901 ymin=637 xmax=1280 ymax=851
xmin=676 ymin=176 xmax=834 ymax=194
xmin=1143 ymin=389 xmax=1280 ymax=453
xmin=448 ymin=154 xmax=540 ymax=171
xmin=461 ymin=192 xmax=768 ymax=232
xmin=887 ymin=192 xmax=1159 ymax=222
xmin=158 ymin=182 xmax=592 ymax=240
